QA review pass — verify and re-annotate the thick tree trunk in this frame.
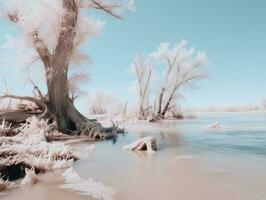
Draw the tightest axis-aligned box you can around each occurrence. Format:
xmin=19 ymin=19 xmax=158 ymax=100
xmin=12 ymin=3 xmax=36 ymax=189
xmin=46 ymin=63 xmax=70 ymax=131
xmin=44 ymin=60 xmax=123 ymax=138
xmin=45 ymin=60 xmax=98 ymax=135
xmin=44 ymin=0 xmax=83 ymax=133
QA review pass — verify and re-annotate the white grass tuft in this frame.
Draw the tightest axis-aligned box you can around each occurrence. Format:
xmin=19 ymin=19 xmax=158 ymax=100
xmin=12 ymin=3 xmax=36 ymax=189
xmin=0 ymin=119 xmax=15 ymax=137
xmin=0 ymin=116 xmax=77 ymax=178
xmin=60 ymin=167 xmax=117 ymax=200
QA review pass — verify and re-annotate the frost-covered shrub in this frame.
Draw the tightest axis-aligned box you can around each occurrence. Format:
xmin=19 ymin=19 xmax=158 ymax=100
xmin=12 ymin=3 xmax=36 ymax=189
xmin=0 ymin=117 xmax=77 ymax=180
xmin=87 ymin=90 xmax=123 ymax=116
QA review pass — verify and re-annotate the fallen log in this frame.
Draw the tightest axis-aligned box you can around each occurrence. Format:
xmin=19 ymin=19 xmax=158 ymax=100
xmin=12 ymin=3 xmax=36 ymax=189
xmin=0 ymin=110 xmax=41 ymax=124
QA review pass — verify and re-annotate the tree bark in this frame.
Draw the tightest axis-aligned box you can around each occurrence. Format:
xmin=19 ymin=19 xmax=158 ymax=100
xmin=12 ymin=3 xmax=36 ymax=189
xmin=161 ymin=88 xmax=176 ymax=118
xmin=157 ymin=87 xmax=165 ymax=116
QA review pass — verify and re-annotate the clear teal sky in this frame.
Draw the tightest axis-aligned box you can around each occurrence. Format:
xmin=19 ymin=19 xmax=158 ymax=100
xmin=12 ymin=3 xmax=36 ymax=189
xmin=0 ymin=0 xmax=266 ymax=108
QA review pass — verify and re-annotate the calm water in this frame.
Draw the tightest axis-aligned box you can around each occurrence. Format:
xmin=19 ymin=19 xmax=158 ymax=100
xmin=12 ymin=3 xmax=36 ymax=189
xmin=2 ymin=112 xmax=266 ymax=200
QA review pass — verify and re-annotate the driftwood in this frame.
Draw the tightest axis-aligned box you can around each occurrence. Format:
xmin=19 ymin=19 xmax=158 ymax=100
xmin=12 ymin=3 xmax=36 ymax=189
xmin=45 ymin=134 xmax=96 ymax=142
xmin=0 ymin=94 xmax=47 ymax=125
xmin=146 ymin=115 xmax=161 ymax=122
xmin=0 ymin=110 xmax=41 ymax=124
xmin=123 ymin=137 xmax=157 ymax=153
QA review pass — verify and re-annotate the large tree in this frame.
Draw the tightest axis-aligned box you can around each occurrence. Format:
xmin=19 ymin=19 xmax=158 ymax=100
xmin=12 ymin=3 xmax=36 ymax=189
xmin=0 ymin=0 xmax=132 ymax=138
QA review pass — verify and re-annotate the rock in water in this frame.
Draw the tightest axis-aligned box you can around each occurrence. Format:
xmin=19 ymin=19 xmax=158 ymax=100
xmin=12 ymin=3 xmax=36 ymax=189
xmin=207 ymin=122 xmax=223 ymax=131
xmin=123 ymin=136 xmax=157 ymax=154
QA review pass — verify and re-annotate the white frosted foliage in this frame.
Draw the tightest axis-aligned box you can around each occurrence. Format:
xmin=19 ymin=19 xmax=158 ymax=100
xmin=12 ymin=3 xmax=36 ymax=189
xmin=61 ymin=167 xmax=117 ymax=200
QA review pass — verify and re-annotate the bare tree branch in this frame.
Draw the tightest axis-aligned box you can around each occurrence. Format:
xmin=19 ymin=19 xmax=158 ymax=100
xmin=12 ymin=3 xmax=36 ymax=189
xmin=0 ymin=95 xmax=47 ymax=113
xmin=28 ymin=78 xmax=44 ymax=100
xmin=88 ymin=0 xmax=124 ymax=19
xmin=7 ymin=12 xmax=52 ymax=69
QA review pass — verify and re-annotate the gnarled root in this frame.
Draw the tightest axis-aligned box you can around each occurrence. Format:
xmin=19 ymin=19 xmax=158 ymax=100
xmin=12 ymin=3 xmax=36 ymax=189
xmin=79 ymin=121 xmax=125 ymax=141
xmin=0 ymin=94 xmax=125 ymax=141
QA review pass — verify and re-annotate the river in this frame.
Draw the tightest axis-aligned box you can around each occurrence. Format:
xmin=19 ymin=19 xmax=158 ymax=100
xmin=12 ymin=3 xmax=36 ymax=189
xmin=2 ymin=112 xmax=266 ymax=200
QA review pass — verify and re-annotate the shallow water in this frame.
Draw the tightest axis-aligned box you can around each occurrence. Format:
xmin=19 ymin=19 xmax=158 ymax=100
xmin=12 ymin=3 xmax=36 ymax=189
xmin=2 ymin=112 xmax=266 ymax=200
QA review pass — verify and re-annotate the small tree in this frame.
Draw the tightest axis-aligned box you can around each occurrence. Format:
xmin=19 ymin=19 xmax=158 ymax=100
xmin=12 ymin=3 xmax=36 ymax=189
xmin=87 ymin=90 xmax=123 ymax=116
xmin=129 ymin=54 xmax=154 ymax=119
xmin=152 ymin=41 xmax=207 ymax=118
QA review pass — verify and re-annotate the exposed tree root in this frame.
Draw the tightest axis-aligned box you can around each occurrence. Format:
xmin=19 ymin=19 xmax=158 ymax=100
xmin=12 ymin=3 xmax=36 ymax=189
xmin=79 ymin=121 xmax=124 ymax=140
xmin=0 ymin=93 xmax=122 ymax=183
xmin=0 ymin=94 xmax=124 ymax=141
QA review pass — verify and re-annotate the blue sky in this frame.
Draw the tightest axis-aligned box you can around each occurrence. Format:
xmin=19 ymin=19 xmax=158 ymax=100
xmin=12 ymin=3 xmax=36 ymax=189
xmin=0 ymin=0 xmax=266 ymax=109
